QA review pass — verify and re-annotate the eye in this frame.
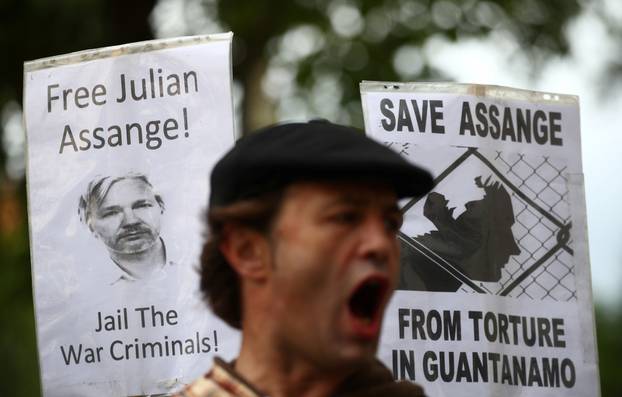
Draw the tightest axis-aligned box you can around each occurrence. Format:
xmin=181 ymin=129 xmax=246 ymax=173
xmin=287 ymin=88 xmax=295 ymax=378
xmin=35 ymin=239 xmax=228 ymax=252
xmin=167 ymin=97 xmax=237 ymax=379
xmin=384 ymin=214 xmax=403 ymax=233
xmin=99 ymin=210 xmax=119 ymax=218
xmin=330 ymin=210 xmax=361 ymax=225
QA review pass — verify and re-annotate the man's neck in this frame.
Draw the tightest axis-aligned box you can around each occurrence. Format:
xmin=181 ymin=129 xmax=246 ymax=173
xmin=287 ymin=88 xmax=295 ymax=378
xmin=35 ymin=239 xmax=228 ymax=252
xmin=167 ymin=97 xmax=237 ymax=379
xmin=109 ymin=238 xmax=166 ymax=280
xmin=234 ymin=322 xmax=350 ymax=397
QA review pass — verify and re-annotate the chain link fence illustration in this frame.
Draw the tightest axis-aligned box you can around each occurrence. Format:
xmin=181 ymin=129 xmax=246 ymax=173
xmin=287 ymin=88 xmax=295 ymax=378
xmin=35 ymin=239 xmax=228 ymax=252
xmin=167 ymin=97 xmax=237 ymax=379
xmin=490 ymin=151 xmax=575 ymax=301
xmin=390 ymin=144 xmax=576 ymax=302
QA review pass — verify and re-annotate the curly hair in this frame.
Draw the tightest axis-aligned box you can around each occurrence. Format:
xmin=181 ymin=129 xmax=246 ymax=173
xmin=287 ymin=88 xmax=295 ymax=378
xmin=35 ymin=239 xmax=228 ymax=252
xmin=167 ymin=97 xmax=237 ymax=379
xmin=199 ymin=190 xmax=284 ymax=329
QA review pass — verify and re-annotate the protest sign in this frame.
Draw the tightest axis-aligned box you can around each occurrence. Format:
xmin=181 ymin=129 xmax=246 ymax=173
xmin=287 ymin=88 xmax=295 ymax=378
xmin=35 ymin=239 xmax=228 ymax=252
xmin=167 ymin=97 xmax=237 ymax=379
xmin=24 ymin=34 xmax=240 ymax=396
xmin=361 ymin=82 xmax=600 ymax=397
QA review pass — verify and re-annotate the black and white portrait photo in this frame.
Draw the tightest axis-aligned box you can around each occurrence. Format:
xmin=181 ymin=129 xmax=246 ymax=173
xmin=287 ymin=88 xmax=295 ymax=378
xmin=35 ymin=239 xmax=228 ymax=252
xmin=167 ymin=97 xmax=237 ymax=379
xmin=78 ymin=172 xmax=175 ymax=285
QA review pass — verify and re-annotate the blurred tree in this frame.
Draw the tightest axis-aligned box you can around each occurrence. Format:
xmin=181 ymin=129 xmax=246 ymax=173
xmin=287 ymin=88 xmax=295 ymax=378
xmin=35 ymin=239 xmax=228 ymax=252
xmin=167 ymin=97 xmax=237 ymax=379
xmin=207 ymin=0 xmax=585 ymax=131
xmin=596 ymin=305 xmax=622 ymax=397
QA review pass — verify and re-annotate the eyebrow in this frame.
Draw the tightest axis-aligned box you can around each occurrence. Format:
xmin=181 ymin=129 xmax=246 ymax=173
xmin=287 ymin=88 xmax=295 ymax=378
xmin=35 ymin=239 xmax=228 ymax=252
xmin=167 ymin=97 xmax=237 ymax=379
xmin=96 ymin=197 xmax=155 ymax=212
xmin=132 ymin=199 xmax=153 ymax=206
xmin=97 ymin=205 xmax=121 ymax=213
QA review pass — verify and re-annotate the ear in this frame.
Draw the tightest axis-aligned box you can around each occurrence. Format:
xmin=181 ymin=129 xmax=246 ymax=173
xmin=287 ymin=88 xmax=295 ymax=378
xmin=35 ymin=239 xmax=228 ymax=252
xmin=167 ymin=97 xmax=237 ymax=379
xmin=87 ymin=220 xmax=98 ymax=237
xmin=219 ymin=224 xmax=270 ymax=282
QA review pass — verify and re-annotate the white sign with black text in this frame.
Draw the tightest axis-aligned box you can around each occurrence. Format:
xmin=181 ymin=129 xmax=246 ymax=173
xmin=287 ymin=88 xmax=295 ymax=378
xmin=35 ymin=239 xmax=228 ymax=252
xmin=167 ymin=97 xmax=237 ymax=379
xmin=361 ymin=82 xmax=600 ymax=397
xmin=24 ymin=34 xmax=240 ymax=396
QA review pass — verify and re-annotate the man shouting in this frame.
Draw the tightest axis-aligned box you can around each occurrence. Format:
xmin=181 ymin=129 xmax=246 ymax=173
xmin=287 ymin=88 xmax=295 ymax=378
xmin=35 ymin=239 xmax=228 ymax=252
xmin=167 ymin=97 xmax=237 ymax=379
xmin=177 ymin=120 xmax=432 ymax=397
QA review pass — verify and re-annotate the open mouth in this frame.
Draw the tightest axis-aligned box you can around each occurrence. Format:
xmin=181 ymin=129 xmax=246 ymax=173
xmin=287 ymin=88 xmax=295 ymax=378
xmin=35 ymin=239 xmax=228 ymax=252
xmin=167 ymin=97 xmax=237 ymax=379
xmin=348 ymin=276 xmax=389 ymax=323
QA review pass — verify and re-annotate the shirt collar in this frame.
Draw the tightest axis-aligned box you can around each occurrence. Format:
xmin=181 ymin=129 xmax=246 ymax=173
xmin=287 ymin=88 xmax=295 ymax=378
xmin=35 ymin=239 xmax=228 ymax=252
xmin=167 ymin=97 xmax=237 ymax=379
xmin=210 ymin=357 xmax=267 ymax=397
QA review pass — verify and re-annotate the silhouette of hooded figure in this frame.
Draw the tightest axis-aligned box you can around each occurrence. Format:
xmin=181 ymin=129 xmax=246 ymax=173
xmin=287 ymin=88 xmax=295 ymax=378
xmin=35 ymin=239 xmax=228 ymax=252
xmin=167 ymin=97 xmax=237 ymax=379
xmin=399 ymin=176 xmax=521 ymax=292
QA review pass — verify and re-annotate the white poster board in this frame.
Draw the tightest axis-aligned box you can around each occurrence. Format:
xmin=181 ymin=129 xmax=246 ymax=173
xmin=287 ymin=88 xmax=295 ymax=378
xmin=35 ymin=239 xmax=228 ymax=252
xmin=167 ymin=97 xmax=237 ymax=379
xmin=361 ymin=82 xmax=600 ymax=397
xmin=24 ymin=34 xmax=240 ymax=396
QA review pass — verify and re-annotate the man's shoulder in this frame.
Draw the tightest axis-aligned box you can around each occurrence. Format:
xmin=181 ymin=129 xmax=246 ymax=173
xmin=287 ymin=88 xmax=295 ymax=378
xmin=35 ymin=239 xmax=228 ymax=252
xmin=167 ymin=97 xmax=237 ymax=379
xmin=335 ymin=359 xmax=426 ymax=397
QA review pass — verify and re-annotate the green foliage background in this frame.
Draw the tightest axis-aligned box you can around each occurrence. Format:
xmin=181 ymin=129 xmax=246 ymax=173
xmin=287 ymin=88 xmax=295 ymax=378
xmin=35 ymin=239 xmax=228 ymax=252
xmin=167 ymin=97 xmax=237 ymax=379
xmin=0 ymin=0 xmax=619 ymax=395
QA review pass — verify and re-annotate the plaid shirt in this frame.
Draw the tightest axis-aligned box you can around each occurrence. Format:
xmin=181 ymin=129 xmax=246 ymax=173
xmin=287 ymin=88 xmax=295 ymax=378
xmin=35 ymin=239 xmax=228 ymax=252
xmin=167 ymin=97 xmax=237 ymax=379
xmin=174 ymin=358 xmax=264 ymax=397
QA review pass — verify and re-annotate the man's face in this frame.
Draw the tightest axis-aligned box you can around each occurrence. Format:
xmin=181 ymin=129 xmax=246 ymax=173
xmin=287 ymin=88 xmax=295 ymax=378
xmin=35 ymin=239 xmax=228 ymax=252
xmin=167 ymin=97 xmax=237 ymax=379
xmin=266 ymin=182 xmax=401 ymax=370
xmin=89 ymin=178 xmax=162 ymax=255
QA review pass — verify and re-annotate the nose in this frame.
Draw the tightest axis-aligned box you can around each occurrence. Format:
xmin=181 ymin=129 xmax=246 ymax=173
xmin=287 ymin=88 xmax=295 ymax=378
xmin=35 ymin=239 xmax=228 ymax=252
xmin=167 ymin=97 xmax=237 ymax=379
xmin=358 ymin=214 xmax=397 ymax=266
xmin=121 ymin=208 xmax=139 ymax=226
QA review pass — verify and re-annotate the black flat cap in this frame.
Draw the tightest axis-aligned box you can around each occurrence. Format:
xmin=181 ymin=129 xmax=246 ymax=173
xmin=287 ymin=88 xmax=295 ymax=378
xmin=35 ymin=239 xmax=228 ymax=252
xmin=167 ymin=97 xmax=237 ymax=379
xmin=209 ymin=120 xmax=433 ymax=208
